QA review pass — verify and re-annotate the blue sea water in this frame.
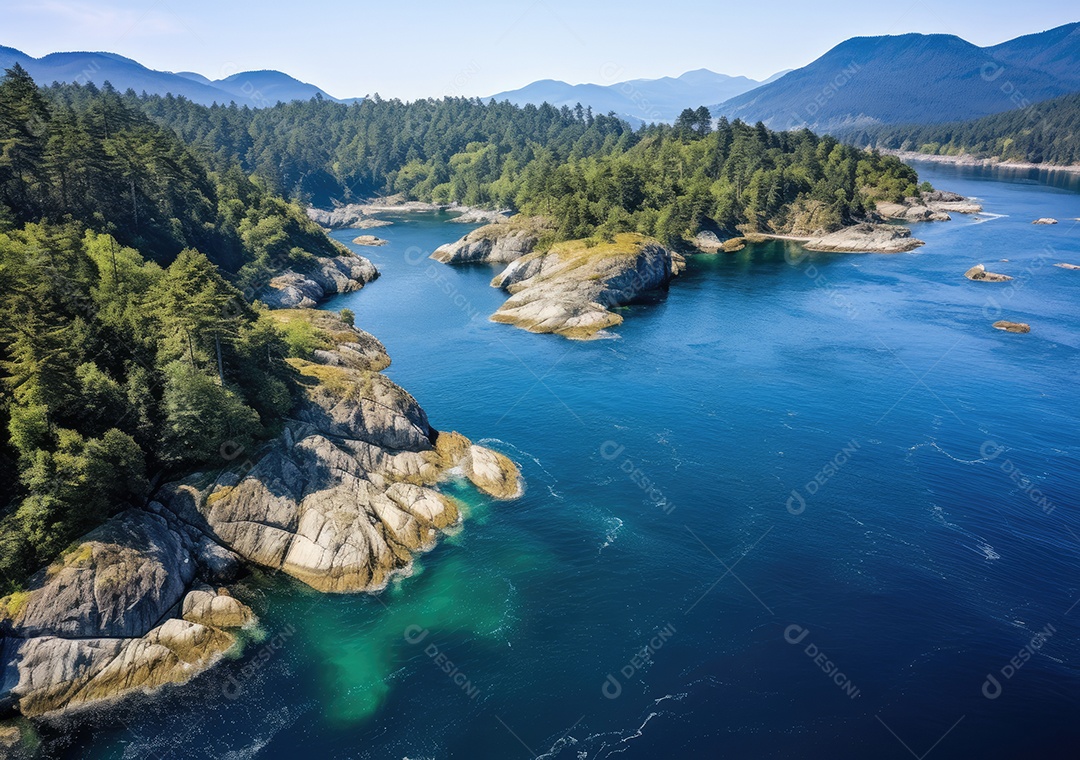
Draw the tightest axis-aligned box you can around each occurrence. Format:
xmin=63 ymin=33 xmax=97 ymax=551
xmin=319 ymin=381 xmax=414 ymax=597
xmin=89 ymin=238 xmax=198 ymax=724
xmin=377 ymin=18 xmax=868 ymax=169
xmin=65 ymin=162 xmax=1079 ymax=758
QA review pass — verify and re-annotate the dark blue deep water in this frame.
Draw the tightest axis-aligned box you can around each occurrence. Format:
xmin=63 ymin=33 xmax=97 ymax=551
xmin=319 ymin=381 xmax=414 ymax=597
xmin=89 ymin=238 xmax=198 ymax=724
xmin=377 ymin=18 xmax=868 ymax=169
xmin=65 ymin=163 xmax=1079 ymax=758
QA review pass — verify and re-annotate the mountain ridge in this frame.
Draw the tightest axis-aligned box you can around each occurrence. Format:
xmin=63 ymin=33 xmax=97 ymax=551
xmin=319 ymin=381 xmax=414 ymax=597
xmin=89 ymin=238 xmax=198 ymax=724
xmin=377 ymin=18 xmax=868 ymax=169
xmin=710 ymin=23 xmax=1080 ymax=131
xmin=0 ymin=45 xmax=353 ymax=107
xmin=488 ymin=68 xmax=777 ymax=124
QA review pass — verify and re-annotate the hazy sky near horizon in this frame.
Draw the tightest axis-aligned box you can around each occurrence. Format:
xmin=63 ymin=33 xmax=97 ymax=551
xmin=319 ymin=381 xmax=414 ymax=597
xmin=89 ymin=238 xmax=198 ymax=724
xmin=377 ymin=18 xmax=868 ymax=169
xmin=4 ymin=0 xmax=1078 ymax=99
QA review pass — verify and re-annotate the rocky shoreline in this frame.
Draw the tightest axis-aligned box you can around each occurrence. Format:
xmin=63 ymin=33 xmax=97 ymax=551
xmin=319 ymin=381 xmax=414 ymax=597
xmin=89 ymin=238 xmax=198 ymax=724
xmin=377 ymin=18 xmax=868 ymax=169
xmin=883 ymin=150 xmax=1080 ymax=175
xmin=256 ymin=250 xmax=379 ymax=309
xmin=308 ymin=199 xmax=510 ymax=231
xmin=0 ymin=310 xmax=522 ymax=731
xmin=803 ymin=224 xmax=924 ymax=253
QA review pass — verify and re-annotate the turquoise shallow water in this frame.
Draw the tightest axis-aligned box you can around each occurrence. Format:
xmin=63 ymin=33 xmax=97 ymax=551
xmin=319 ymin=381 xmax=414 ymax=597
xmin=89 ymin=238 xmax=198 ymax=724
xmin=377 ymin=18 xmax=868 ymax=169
xmin=62 ymin=163 xmax=1080 ymax=758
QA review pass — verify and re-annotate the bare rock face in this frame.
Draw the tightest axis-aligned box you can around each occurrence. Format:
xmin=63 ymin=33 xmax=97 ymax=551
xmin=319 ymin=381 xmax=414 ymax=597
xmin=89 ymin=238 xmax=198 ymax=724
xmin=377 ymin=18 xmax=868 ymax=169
xmin=690 ymin=230 xmax=746 ymax=253
xmin=993 ymin=320 xmax=1031 ymax=333
xmin=182 ymin=586 xmax=256 ymax=629
xmin=7 ymin=618 xmax=237 ymax=717
xmin=488 ymin=233 xmax=681 ymax=340
xmin=3 ymin=511 xmax=194 ymax=640
xmin=0 ymin=511 xmax=255 ymax=718
xmin=432 ymin=217 xmax=550 ymax=265
xmin=1054 ymin=263 xmax=1080 ymax=270
xmin=257 ymin=253 xmax=379 ymax=309
xmin=804 ymin=223 xmax=924 ymax=253
xmin=965 ymin=264 xmax=1013 ymax=282
xmin=1033 ymin=218 xmax=1059 ymax=225
xmin=461 ymin=443 xmax=525 ymax=500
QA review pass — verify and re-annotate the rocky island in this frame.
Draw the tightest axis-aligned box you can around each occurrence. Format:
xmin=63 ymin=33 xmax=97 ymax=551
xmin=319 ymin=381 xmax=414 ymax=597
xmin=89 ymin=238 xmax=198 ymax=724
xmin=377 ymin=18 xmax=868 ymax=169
xmin=352 ymin=235 xmax=387 ymax=246
xmin=431 ymin=217 xmax=550 ymax=265
xmin=803 ymin=223 xmax=924 ymax=253
xmin=993 ymin=320 xmax=1031 ymax=333
xmin=0 ymin=310 xmax=522 ymax=723
xmin=486 ymin=233 xmax=684 ymax=340
xmin=874 ymin=190 xmax=983 ymax=221
xmin=965 ymin=264 xmax=1013 ymax=282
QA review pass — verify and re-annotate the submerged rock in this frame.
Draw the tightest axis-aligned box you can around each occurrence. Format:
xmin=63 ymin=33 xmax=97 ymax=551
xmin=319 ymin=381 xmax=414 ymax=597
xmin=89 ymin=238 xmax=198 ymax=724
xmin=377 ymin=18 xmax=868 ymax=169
xmin=965 ymin=264 xmax=1013 ymax=282
xmin=993 ymin=320 xmax=1031 ymax=333
xmin=488 ymin=233 xmax=683 ymax=340
xmin=804 ymin=224 xmax=924 ymax=253
xmin=432 ymin=217 xmax=550 ymax=265
xmin=257 ymin=252 xmax=378 ymax=309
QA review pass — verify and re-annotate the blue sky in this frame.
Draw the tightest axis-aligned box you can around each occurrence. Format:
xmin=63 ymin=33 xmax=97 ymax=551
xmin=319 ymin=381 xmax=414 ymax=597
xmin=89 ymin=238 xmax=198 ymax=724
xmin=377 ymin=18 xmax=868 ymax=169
xmin=4 ymin=0 xmax=1078 ymax=100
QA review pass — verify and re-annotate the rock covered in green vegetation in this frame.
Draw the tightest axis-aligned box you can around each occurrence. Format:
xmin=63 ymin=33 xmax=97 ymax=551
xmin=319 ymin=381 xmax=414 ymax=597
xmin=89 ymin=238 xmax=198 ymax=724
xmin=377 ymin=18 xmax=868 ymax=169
xmin=804 ymin=223 xmax=924 ymax=253
xmin=488 ymin=233 xmax=683 ymax=340
xmin=432 ymin=217 xmax=551 ymax=264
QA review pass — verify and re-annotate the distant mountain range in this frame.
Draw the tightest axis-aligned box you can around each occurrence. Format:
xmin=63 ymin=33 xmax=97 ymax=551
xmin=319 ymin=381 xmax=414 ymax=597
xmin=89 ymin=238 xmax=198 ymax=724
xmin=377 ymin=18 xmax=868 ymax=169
xmin=0 ymin=46 xmax=358 ymax=107
xmin=488 ymin=69 xmax=789 ymax=125
xmin=4 ymin=22 xmax=1079 ymax=129
xmin=711 ymin=22 xmax=1080 ymax=131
